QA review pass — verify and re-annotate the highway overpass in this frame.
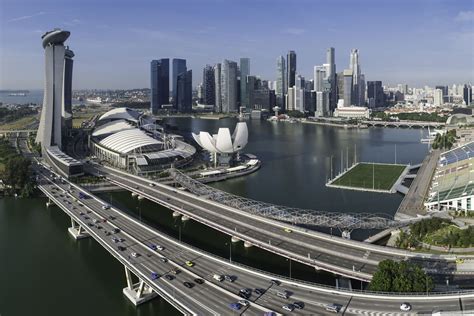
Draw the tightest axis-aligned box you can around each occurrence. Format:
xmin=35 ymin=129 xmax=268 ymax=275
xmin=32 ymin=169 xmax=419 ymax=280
xmin=35 ymin=161 xmax=474 ymax=315
xmin=87 ymin=163 xmax=472 ymax=282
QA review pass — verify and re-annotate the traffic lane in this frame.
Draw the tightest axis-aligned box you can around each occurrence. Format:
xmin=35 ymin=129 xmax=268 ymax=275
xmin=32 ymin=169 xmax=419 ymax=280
xmin=114 ymin=175 xmax=380 ymax=274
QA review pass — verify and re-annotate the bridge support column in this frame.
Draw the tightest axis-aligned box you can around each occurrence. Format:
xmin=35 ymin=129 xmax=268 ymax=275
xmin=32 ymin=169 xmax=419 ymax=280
xmin=122 ymin=266 xmax=157 ymax=306
xmin=68 ymin=218 xmax=89 ymax=240
xmin=46 ymin=198 xmax=55 ymax=207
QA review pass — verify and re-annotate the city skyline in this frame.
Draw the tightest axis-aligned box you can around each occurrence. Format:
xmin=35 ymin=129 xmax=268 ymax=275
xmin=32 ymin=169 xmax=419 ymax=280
xmin=1 ymin=0 xmax=473 ymax=90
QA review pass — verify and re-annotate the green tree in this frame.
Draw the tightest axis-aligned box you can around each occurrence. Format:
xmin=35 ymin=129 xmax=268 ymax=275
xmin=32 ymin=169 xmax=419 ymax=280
xmin=369 ymin=259 xmax=434 ymax=293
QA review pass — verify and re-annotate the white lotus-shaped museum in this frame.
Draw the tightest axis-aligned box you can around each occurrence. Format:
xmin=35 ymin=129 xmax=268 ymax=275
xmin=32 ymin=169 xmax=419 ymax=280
xmin=192 ymin=122 xmax=248 ymax=154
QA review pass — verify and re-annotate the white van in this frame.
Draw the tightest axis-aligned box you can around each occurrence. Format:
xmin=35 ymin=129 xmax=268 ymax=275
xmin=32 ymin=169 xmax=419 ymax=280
xmin=213 ymin=274 xmax=224 ymax=282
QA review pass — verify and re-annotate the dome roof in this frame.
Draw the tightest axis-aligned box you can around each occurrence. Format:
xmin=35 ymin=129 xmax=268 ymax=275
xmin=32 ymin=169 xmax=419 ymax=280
xmin=98 ymin=107 xmax=142 ymax=123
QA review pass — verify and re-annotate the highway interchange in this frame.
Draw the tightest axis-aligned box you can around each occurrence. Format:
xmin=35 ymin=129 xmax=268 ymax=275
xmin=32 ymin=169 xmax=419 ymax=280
xmin=32 ymin=160 xmax=474 ymax=315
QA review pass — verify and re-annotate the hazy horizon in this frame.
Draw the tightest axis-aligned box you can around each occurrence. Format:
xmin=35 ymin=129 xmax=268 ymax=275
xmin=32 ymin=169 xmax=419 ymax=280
xmin=1 ymin=0 xmax=473 ymax=90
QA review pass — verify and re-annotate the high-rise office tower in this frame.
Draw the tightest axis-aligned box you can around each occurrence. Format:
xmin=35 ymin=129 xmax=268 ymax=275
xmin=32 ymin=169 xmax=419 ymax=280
xmin=463 ymin=84 xmax=472 ymax=106
xmin=246 ymin=75 xmax=256 ymax=109
xmin=435 ymin=85 xmax=449 ymax=97
xmin=434 ymin=89 xmax=444 ymax=106
xmin=294 ymin=75 xmax=305 ymax=112
xmin=326 ymin=47 xmax=337 ymax=112
xmin=287 ymin=51 xmax=297 ymax=90
xmin=176 ymin=70 xmax=192 ymax=112
xmin=367 ymin=81 xmax=384 ymax=108
xmin=221 ymin=60 xmax=238 ymax=113
xmin=240 ymin=58 xmax=250 ymax=108
xmin=150 ymin=58 xmax=170 ymax=114
xmin=36 ymin=28 xmax=75 ymax=150
xmin=314 ymin=65 xmax=327 ymax=92
xmin=214 ymin=63 xmax=222 ymax=112
xmin=202 ymin=65 xmax=215 ymax=106
xmin=343 ymin=69 xmax=353 ymax=106
xmin=286 ymin=87 xmax=295 ymax=111
xmin=172 ymin=58 xmax=187 ymax=106
xmin=349 ymin=49 xmax=364 ymax=106
xmin=276 ymin=55 xmax=287 ymax=110
xmin=359 ymin=74 xmax=366 ymax=105
xmin=316 ymin=91 xmax=328 ymax=117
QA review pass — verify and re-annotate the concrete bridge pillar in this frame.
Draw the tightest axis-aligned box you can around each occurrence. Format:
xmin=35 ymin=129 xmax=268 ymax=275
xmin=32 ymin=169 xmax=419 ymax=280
xmin=68 ymin=217 xmax=89 ymax=240
xmin=122 ymin=266 xmax=157 ymax=306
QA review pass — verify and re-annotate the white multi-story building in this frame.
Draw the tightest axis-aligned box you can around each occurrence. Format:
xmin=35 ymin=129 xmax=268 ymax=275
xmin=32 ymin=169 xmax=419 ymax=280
xmin=434 ymin=88 xmax=444 ymax=106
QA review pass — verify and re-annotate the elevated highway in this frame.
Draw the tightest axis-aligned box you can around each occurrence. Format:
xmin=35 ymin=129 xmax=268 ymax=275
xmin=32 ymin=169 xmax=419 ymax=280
xmin=35 ymin=162 xmax=474 ymax=315
xmin=87 ymin=163 xmax=472 ymax=282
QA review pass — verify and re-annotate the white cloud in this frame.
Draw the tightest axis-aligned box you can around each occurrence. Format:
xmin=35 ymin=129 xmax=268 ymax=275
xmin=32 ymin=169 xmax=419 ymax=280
xmin=282 ymin=28 xmax=306 ymax=35
xmin=455 ymin=10 xmax=474 ymax=22
xmin=7 ymin=11 xmax=45 ymax=23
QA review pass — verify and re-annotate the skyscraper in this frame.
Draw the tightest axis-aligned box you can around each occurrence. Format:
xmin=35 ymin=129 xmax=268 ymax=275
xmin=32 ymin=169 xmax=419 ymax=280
xmin=343 ymin=69 xmax=353 ymax=106
xmin=434 ymin=89 xmax=444 ymax=106
xmin=176 ymin=70 xmax=192 ymax=112
xmin=240 ymin=58 xmax=250 ymax=108
xmin=36 ymin=28 xmax=74 ymax=150
xmin=314 ymin=65 xmax=327 ymax=92
xmin=214 ymin=63 xmax=222 ymax=112
xmin=276 ymin=55 xmax=286 ymax=110
xmin=287 ymin=51 xmax=296 ymax=90
xmin=435 ymin=85 xmax=449 ymax=97
xmin=202 ymin=65 xmax=215 ymax=106
xmin=294 ymin=75 xmax=305 ymax=112
xmin=221 ymin=60 xmax=238 ymax=113
xmin=367 ymin=81 xmax=384 ymax=108
xmin=150 ymin=58 xmax=170 ymax=114
xmin=326 ymin=47 xmax=337 ymax=112
xmin=463 ymin=84 xmax=472 ymax=106
xmin=172 ymin=58 xmax=187 ymax=106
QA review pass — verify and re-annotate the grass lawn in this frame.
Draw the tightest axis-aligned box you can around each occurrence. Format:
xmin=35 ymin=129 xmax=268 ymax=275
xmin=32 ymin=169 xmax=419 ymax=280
xmin=332 ymin=163 xmax=406 ymax=190
xmin=0 ymin=115 xmax=37 ymax=130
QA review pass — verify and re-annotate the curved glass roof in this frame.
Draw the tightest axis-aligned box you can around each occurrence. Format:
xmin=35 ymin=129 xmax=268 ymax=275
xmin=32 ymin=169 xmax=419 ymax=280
xmin=99 ymin=129 xmax=162 ymax=154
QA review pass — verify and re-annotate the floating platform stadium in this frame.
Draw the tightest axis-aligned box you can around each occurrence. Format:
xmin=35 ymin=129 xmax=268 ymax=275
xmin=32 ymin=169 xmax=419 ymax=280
xmin=327 ymin=162 xmax=408 ymax=193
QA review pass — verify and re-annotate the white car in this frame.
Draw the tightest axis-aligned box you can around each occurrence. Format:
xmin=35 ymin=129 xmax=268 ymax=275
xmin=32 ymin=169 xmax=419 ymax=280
xmin=400 ymin=303 xmax=411 ymax=311
xmin=102 ymin=204 xmax=110 ymax=210
xmin=149 ymin=183 xmax=155 ymax=187
xmin=157 ymin=245 xmax=164 ymax=251
xmin=283 ymin=304 xmax=295 ymax=312
xmin=238 ymin=300 xmax=249 ymax=306
xmin=131 ymin=252 xmax=140 ymax=258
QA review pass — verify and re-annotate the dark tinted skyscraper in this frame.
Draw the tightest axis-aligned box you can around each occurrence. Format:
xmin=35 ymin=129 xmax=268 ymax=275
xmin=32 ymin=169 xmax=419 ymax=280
xmin=240 ymin=58 xmax=250 ymax=108
xmin=150 ymin=59 xmax=169 ymax=114
xmin=367 ymin=81 xmax=384 ymax=108
xmin=464 ymin=84 xmax=472 ymax=106
xmin=176 ymin=70 xmax=192 ymax=112
xmin=202 ymin=65 xmax=215 ymax=106
xmin=326 ymin=47 xmax=337 ymax=112
xmin=435 ymin=85 xmax=449 ymax=97
xmin=172 ymin=58 xmax=187 ymax=106
xmin=287 ymin=50 xmax=296 ymax=90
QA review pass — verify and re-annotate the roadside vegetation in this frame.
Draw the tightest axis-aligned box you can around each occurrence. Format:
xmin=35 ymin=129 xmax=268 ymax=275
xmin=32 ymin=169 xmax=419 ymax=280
xmin=431 ymin=129 xmax=456 ymax=150
xmin=0 ymin=138 xmax=34 ymax=197
xmin=369 ymin=259 xmax=434 ymax=293
xmin=371 ymin=111 xmax=447 ymax=123
xmin=396 ymin=218 xmax=474 ymax=249
xmin=286 ymin=110 xmax=306 ymax=118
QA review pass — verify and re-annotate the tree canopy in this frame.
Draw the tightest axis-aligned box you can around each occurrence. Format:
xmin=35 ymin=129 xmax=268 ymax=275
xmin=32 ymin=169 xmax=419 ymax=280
xmin=369 ymin=259 xmax=433 ymax=293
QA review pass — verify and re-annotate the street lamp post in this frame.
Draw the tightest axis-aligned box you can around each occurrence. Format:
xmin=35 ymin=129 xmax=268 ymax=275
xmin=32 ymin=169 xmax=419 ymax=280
xmin=286 ymin=258 xmax=292 ymax=279
xmin=225 ymin=242 xmax=232 ymax=263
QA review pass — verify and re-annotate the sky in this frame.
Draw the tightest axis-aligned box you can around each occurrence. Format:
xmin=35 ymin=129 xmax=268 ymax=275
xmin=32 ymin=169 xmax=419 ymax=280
xmin=1 ymin=0 xmax=473 ymax=90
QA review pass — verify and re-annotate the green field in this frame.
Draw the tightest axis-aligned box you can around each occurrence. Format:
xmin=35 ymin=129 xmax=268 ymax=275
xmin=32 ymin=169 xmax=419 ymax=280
xmin=332 ymin=163 xmax=406 ymax=191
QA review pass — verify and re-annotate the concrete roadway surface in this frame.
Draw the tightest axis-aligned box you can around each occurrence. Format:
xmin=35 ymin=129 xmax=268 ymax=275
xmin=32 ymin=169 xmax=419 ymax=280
xmin=34 ymin=163 xmax=474 ymax=315
xmin=90 ymin=164 xmax=466 ymax=282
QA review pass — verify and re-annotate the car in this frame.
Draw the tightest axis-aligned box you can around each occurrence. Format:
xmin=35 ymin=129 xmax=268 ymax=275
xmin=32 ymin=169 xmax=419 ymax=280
xmin=238 ymin=289 xmax=251 ymax=299
xmin=270 ymin=279 xmax=281 ymax=286
xmin=102 ymin=218 xmax=107 ymax=223
xmin=93 ymin=219 xmax=99 ymax=224
xmin=113 ymin=228 xmax=120 ymax=233
xmin=238 ymin=300 xmax=249 ymax=306
xmin=183 ymin=282 xmax=194 ymax=288
xmin=456 ymin=258 xmax=465 ymax=264
xmin=276 ymin=290 xmax=290 ymax=299
xmin=263 ymin=312 xmax=276 ymax=316
xmin=151 ymin=272 xmax=160 ymax=280
xmin=164 ymin=275 xmax=174 ymax=280
xmin=149 ymin=183 xmax=155 ymax=187
xmin=160 ymin=257 xmax=168 ymax=263
xmin=118 ymin=238 xmax=125 ymax=242
xmin=87 ymin=222 xmax=94 ymax=227
xmin=171 ymin=268 xmax=181 ymax=275
xmin=325 ymin=303 xmax=342 ymax=313
xmin=131 ymin=252 xmax=140 ymax=258
xmin=105 ymin=231 xmax=111 ymax=236
xmin=194 ymin=278 xmax=205 ymax=284
xmin=109 ymin=215 xmax=116 ymax=220
xmin=213 ymin=274 xmax=224 ymax=282
xmin=284 ymin=228 xmax=292 ymax=233
xmin=79 ymin=212 xmax=85 ymax=216
xmin=254 ymin=288 xmax=265 ymax=295
xmin=229 ymin=303 xmax=242 ymax=311
xmin=117 ymin=246 xmax=126 ymax=251
xmin=185 ymin=261 xmax=194 ymax=267
xmin=157 ymin=245 xmax=164 ymax=251
xmin=283 ymin=304 xmax=295 ymax=312
xmin=149 ymin=244 xmax=158 ymax=251
xmin=400 ymin=303 xmax=411 ymax=311
xmin=224 ymin=275 xmax=235 ymax=282
xmin=95 ymin=225 xmax=102 ymax=230
xmin=84 ymin=216 xmax=90 ymax=220
xmin=293 ymin=301 xmax=305 ymax=309
xmin=102 ymin=204 xmax=110 ymax=210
